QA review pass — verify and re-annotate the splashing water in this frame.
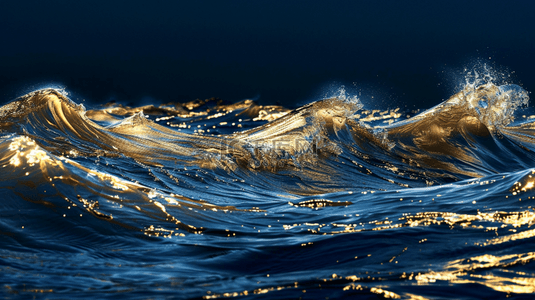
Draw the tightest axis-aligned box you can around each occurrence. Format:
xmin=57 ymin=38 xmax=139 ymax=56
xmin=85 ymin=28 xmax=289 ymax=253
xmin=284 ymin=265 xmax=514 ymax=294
xmin=459 ymin=64 xmax=529 ymax=128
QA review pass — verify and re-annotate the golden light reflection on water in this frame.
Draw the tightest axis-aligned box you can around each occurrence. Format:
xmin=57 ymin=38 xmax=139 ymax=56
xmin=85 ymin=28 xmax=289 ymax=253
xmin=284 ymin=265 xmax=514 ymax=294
xmin=416 ymin=252 xmax=535 ymax=294
xmin=200 ymin=272 xmax=438 ymax=300
xmin=5 ymin=136 xmax=52 ymax=168
xmin=482 ymin=228 xmax=535 ymax=246
xmin=275 ymin=204 xmax=535 ymax=296
xmin=511 ymin=171 xmax=535 ymax=196
xmin=358 ymin=108 xmax=403 ymax=124
xmin=288 ymin=209 xmax=535 ymax=236
xmin=289 ymin=198 xmax=353 ymax=208
xmin=201 ymin=279 xmax=404 ymax=300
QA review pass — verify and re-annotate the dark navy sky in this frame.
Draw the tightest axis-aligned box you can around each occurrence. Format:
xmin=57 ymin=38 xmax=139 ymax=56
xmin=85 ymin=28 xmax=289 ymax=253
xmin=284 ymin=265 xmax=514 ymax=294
xmin=1 ymin=1 xmax=534 ymax=108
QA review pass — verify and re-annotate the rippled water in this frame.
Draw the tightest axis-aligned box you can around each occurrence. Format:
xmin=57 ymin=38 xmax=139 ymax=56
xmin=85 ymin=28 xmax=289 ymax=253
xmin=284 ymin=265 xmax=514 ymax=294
xmin=1 ymin=68 xmax=535 ymax=299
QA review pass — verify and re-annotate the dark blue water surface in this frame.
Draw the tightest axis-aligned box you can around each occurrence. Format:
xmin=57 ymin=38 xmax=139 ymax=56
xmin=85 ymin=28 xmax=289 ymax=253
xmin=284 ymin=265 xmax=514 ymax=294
xmin=1 ymin=70 xmax=535 ymax=299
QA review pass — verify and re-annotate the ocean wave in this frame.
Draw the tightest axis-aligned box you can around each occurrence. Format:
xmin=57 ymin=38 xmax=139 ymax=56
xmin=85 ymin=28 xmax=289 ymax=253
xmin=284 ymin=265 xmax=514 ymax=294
xmin=2 ymin=73 xmax=535 ymax=299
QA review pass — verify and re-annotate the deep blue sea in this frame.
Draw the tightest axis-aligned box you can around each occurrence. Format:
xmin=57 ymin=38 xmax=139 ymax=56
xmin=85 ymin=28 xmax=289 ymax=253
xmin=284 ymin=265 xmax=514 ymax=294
xmin=1 ymin=68 xmax=535 ymax=299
